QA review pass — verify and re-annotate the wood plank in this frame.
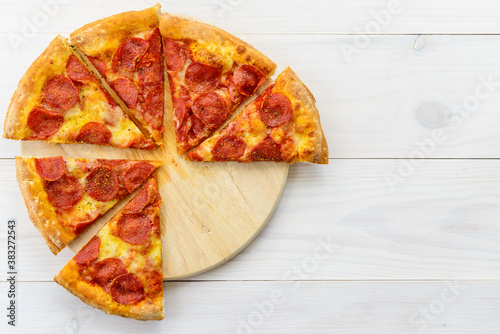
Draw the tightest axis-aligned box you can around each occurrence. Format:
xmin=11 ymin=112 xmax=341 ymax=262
xmin=1 ymin=281 xmax=499 ymax=333
xmin=5 ymin=159 xmax=500 ymax=281
xmin=2 ymin=0 xmax=500 ymax=35
xmin=5 ymin=35 xmax=500 ymax=158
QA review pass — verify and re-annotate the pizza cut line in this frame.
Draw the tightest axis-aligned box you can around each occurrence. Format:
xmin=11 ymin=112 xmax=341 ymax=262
xmin=4 ymin=3 xmax=330 ymax=322
xmin=55 ymin=176 xmax=164 ymax=320
xmin=186 ymin=67 xmax=329 ymax=164
xmin=16 ymin=156 xmax=161 ymax=254
xmin=3 ymin=35 xmax=156 ymax=149
xmin=159 ymin=13 xmax=277 ymax=154
xmin=70 ymin=4 xmax=165 ymax=148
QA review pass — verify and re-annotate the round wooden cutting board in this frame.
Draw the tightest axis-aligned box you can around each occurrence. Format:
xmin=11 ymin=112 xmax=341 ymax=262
xmin=21 ymin=104 xmax=289 ymax=280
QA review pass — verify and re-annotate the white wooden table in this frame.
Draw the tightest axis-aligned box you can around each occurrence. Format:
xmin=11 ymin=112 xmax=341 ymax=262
xmin=2 ymin=0 xmax=500 ymax=332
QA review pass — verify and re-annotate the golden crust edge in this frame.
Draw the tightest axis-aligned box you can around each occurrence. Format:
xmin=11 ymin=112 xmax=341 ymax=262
xmin=69 ymin=5 xmax=163 ymax=148
xmin=279 ymin=67 xmax=329 ymax=164
xmin=70 ymin=4 xmax=161 ymax=51
xmin=3 ymin=36 xmax=70 ymax=140
xmin=159 ymin=13 xmax=277 ymax=75
xmin=54 ymin=176 xmax=164 ymax=321
xmin=15 ymin=157 xmax=68 ymax=254
xmin=54 ymin=262 xmax=164 ymax=321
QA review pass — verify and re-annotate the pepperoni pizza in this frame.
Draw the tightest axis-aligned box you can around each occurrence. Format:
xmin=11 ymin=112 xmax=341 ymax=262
xmin=159 ymin=13 xmax=277 ymax=153
xmin=70 ymin=5 xmax=164 ymax=147
xmin=186 ymin=67 xmax=328 ymax=163
xmin=55 ymin=176 xmax=164 ymax=320
xmin=3 ymin=36 xmax=155 ymax=149
xmin=16 ymin=156 xmax=161 ymax=254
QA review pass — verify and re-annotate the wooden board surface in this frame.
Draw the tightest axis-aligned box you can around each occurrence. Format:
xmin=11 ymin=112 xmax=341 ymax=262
xmin=4 ymin=1 xmax=500 ymax=333
xmin=20 ymin=89 xmax=289 ymax=279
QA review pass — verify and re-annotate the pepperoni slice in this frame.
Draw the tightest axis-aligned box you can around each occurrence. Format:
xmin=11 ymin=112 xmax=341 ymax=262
xmin=100 ymin=87 xmax=118 ymax=107
xmin=110 ymin=78 xmax=138 ymax=108
xmin=173 ymin=85 xmax=191 ymax=124
xmin=213 ymin=135 xmax=247 ymax=161
xmin=123 ymin=162 xmax=156 ymax=193
xmin=27 ymin=107 xmax=64 ymax=139
xmin=73 ymin=220 xmax=94 ymax=235
xmin=92 ymin=258 xmax=127 ymax=290
xmin=145 ymin=270 xmax=163 ymax=293
xmin=112 ymin=37 xmax=148 ymax=72
xmin=43 ymin=75 xmax=79 ymax=111
xmin=88 ymin=56 xmax=107 ymax=76
xmin=188 ymin=116 xmax=206 ymax=139
xmin=76 ymin=122 xmax=112 ymax=145
xmin=73 ymin=236 xmax=100 ymax=265
xmin=116 ymin=213 xmax=152 ymax=245
xmin=46 ymin=174 xmax=83 ymax=210
xmin=163 ymin=38 xmax=188 ymax=72
xmin=66 ymin=54 xmax=95 ymax=84
xmin=123 ymin=188 xmax=149 ymax=214
xmin=144 ymin=86 xmax=164 ymax=130
xmin=191 ymin=92 xmax=228 ymax=128
xmin=185 ymin=62 xmax=221 ymax=92
xmin=110 ymin=273 xmax=145 ymax=305
xmin=138 ymin=58 xmax=162 ymax=90
xmin=250 ymin=137 xmax=282 ymax=161
xmin=34 ymin=156 xmax=66 ymax=181
xmin=232 ymin=64 xmax=266 ymax=97
xmin=259 ymin=92 xmax=293 ymax=127
xmin=123 ymin=181 xmax=157 ymax=214
xmin=85 ymin=167 xmax=119 ymax=202
xmin=138 ymin=29 xmax=163 ymax=89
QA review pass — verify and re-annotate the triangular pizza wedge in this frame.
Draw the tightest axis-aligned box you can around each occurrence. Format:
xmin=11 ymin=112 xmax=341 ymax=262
xmin=16 ymin=156 xmax=161 ymax=254
xmin=55 ymin=176 xmax=164 ymax=321
xmin=3 ymin=35 xmax=155 ymax=149
xmin=159 ymin=13 xmax=277 ymax=153
xmin=186 ymin=67 xmax=328 ymax=164
xmin=70 ymin=5 xmax=164 ymax=148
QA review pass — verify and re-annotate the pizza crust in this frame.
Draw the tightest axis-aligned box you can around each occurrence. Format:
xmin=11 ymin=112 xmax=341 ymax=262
xmin=55 ymin=261 xmax=164 ymax=321
xmin=70 ymin=4 xmax=163 ymax=147
xmin=3 ymin=36 xmax=71 ymax=140
xmin=15 ymin=157 xmax=70 ymax=254
xmin=186 ymin=67 xmax=329 ymax=164
xmin=159 ymin=13 xmax=276 ymax=75
xmin=54 ymin=176 xmax=164 ymax=320
xmin=70 ymin=5 xmax=160 ymax=58
xmin=278 ymin=67 xmax=329 ymax=164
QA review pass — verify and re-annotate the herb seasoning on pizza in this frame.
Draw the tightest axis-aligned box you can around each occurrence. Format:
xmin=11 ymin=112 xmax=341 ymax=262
xmin=16 ymin=156 xmax=161 ymax=254
xmin=55 ymin=176 xmax=164 ymax=320
xmin=3 ymin=36 xmax=155 ymax=149
xmin=186 ymin=67 xmax=328 ymax=164
xmin=159 ymin=13 xmax=277 ymax=153
xmin=70 ymin=4 xmax=164 ymax=148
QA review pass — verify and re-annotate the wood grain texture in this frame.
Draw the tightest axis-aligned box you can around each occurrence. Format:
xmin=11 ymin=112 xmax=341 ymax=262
xmin=20 ymin=102 xmax=289 ymax=279
xmin=4 ymin=35 xmax=500 ymax=158
xmin=2 ymin=0 xmax=500 ymax=34
xmin=5 ymin=159 xmax=500 ymax=282
xmin=1 ymin=281 xmax=500 ymax=333
xmin=2 ymin=1 xmax=500 ymax=333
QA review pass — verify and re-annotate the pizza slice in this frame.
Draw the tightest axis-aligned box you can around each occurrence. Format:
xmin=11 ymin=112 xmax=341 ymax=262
xmin=16 ymin=156 xmax=161 ymax=254
xmin=55 ymin=176 xmax=164 ymax=321
xmin=70 ymin=5 xmax=164 ymax=147
xmin=3 ymin=36 xmax=155 ymax=149
xmin=159 ymin=13 xmax=277 ymax=153
xmin=186 ymin=67 xmax=328 ymax=164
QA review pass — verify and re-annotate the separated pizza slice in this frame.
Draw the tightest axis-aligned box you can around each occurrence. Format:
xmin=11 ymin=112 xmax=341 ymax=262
xmin=70 ymin=5 xmax=164 ymax=148
xmin=55 ymin=176 xmax=164 ymax=321
xmin=159 ymin=13 xmax=277 ymax=153
xmin=186 ymin=67 xmax=328 ymax=164
xmin=3 ymin=35 xmax=155 ymax=150
xmin=16 ymin=156 xmax=161 ymax=254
